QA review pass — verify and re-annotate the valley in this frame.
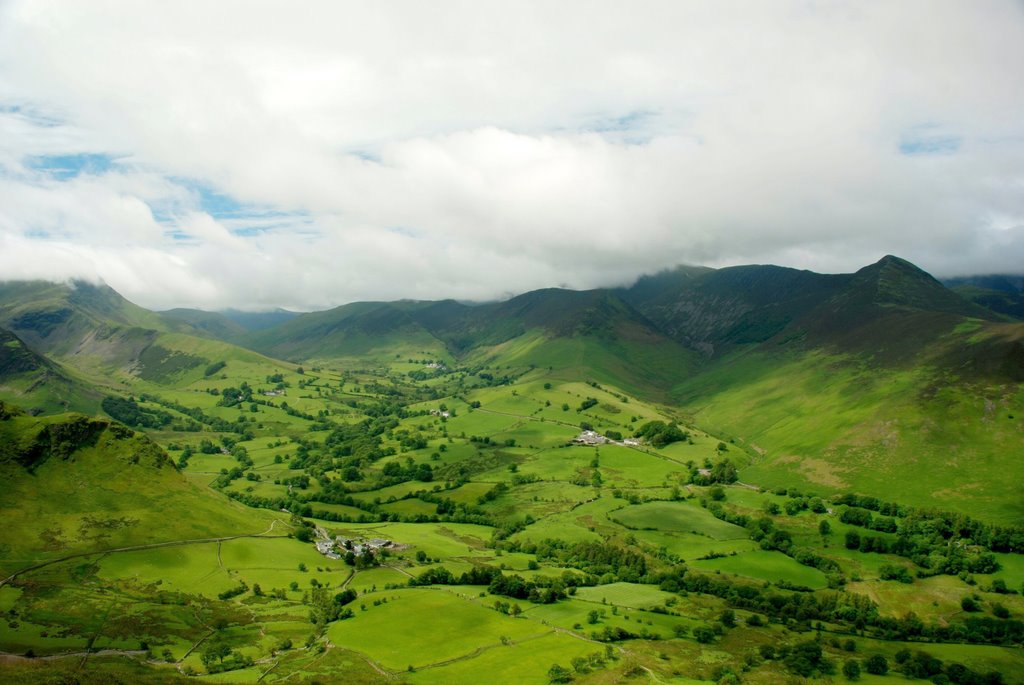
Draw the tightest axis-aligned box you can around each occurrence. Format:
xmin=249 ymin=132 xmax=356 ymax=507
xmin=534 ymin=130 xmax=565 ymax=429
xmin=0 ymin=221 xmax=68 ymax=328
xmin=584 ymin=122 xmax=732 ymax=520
xmin=0 ymin=257 xmax=1022 ymax=684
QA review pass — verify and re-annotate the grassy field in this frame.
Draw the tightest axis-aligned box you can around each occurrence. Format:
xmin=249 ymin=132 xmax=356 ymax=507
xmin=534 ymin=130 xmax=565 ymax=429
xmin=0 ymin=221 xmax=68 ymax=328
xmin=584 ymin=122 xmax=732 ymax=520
xmin=610 ymin=501 xmax=749 ymax=540
xmin=327 ymin=589 xmax=548 ymax=671
xmin=691 ymin=550 xmax=829 ymax=589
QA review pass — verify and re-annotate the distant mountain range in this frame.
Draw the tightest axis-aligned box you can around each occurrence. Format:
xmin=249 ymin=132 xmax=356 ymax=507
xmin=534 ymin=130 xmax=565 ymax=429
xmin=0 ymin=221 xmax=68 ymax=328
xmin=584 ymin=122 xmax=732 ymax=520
xmin=1 ymin=255 xmax=1022 ymax=520
xmin=2 ymin=257 xmax=1021 ymax=392
xmin=218 ymin=255 xmax=1021 ymax=384
xmin=942 ymin=274 xmax=1024 ymax=320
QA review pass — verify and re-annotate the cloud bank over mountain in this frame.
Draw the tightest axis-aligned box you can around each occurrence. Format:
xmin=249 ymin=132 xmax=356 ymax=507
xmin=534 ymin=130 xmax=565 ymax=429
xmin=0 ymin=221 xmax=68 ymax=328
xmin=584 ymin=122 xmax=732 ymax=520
xmin=1 ymin=1 xmax=1022 ymax=310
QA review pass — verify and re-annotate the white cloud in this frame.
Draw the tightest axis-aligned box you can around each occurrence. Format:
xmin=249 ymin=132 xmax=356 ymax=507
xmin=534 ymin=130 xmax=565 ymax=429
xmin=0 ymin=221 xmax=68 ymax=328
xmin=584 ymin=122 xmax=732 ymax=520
xmin=0 ymin=1 xmax=1022 ymax=309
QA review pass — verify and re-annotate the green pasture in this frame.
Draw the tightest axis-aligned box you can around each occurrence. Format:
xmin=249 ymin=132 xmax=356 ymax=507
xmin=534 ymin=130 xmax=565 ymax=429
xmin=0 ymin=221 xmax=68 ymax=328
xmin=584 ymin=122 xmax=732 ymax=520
xmin=511 ymin=497 xmax=631 ymax=545
xmin=610 ymin=501 xmax=748 ymax=540
xmin=574 ymin=582 xmax=678 ymax=609
xmin=96 ymin=544 xmax=236 ymax=596
xmin=381 ymin=498 xmax=438 ymax=517
xmin=346 ymin=566 xmax=411 ymax=593
xmin=349 ymin=481 xmax=435 ymax=504
xmin=597 ymin=445 xmax=687 ymax=487
xmin=523 ymin=596 xmax=701 ymax=641
xmin=691 ymin=550 xmax=829 ymax=589
xmin=405 ymin=631 xmax=599 ymax=685
xmin=445 ymin=410 xmax=523 ymax=437
xmin=327 ymin=589 xmax=546 ymax=671
xmin=483 ymin=481 xmax=594 ymax=519
xmin=982 ymin=553 xmax=1024 ymax=590
xmin=308 ymin=501 xmax=372 ymax=519
xmin=628 ymin=529 xmax=757 ymax=562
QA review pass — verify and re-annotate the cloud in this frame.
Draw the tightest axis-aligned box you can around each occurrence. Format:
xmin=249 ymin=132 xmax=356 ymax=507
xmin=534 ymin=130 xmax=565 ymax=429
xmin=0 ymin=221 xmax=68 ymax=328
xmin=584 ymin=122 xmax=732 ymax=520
xmin=0 ymin=1 xmax=1022 ymax=310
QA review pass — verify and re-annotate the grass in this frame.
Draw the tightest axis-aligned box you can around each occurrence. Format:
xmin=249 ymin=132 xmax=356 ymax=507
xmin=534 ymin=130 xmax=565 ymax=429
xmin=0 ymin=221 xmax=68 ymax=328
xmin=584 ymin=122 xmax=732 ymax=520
xmin=327 ymin=589 xmax=546 ymax=671
xmin=609 ymin=501 xmax=749 ymax=540
xmin=573 ymin=582 xmax=679 ymax=609
xmin=674 ymin=348 xmax=1024 ymax=525
xmin=405 ymin=631 xmax=597 ymax=685
xmin=691 ymin=550 xmax=829 ymax=589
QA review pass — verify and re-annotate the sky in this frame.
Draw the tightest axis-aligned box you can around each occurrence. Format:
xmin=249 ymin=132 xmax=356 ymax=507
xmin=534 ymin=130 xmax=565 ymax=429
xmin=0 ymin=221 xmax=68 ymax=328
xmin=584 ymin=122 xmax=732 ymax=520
xmin=1 ymin=1 xmax=1023 ymax=311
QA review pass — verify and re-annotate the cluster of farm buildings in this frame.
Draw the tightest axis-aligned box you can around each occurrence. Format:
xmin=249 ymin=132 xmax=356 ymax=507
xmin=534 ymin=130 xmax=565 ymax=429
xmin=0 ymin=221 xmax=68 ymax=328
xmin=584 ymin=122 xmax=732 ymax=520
xmin=315 ymin=536 xmax=395 ymax=560
xmin=573 ymin=430 xmax=639 ymax=447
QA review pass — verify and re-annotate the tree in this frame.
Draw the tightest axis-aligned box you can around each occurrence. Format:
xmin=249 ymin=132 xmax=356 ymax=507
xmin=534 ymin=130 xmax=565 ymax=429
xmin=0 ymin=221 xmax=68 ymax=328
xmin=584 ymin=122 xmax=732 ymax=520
xmin=547 ymin=663 xmax=573 ymax=683
xmin=200 ymin=638 xmax=231 ymax=668
xmin=719 ymin=609 xmax=736 ymax=628
xmin=819 ymin=519 xmax=831 ymax=536
xmin=784 ymin=640 xmax=827 ymax=678
xmin=693 ymin=626 xmax=715 ymax=643
xmin=864 ymin=654 xmax=888 ymax=675
xmin=843 ymin=659 xmax=861 ymax=680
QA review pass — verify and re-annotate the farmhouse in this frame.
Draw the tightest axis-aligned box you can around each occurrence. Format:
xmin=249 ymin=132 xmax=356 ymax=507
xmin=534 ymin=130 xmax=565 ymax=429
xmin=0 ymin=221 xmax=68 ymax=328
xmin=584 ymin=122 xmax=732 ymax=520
xmin=323 ymin=536 xmax=398 ymax=558
xmin=573 ymin=430 xmax=608 ymax=445
xmin=315 ymin=539 xmax=340 ymax=559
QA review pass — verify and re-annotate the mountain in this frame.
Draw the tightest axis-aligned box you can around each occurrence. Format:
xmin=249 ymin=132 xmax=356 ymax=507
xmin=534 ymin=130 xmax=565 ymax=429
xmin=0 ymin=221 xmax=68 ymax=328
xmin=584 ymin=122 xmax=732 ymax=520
xmin=158 ymin=307 xmax=301 ymax=341
xmin=657 ymin=257 xmax=1024 ymax=523
xmin=620 ymin=255 xmax=997 ymax=360
xmin=159 ymin=307 xmax=249 ymax=341
xmin=943 ymin=274 xmax=1024 ymax=294
xmin=242 ymin=288 xmax=700 ymax=395
xmin=621 ymin=263 xmax=846 ymax=356
xmin=0 ymin=280 xmax=295 ymax=394
xmin=234 ymin=254 xmax=1024 ymax=401
xmin=0 ymin=280 xmax=167 ymax=355
xmin=0 ymin=328 xmax=102 ymax=414
xmin=219 ymin=307 xmax=300 ymax=331
xmin=242 ymin=300 xmax=449 ymax=361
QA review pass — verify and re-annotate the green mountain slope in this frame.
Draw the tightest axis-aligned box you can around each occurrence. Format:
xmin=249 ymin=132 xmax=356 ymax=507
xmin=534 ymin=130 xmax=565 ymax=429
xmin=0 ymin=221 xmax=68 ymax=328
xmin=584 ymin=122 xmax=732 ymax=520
xmin=673 ymin=337 xmax=1024 ymax=524
xmin=943 ymin=274 xmax=1024 ymax=321
xmin=243 ymin=288 xmax=700 ymax=395
xmin=159 ymin=307 xmax=301 ymax=342
xmin=0 ymin=280 xmax=168 ymax=353
xmin=621 ymin=255 xmax=997 ymax=359
xmin=622 ymin=263 xmax=847 ymax=356
xmin=159 ymin=307 xmax=249 ymax=341
xmin=0 ymin=401 xmax=273 ymax=577
xmin=944 ymin=274 xmax=1024 ymax=319
xmin=0 ymin=280 xmax=298 ymax=399
xmin=243 ymin=300 xmax=450 ymax=361
xmin=0 ymin=328 xmax=102 ymax=414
